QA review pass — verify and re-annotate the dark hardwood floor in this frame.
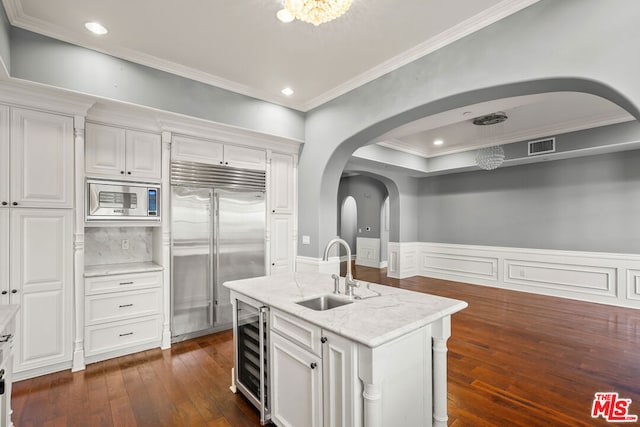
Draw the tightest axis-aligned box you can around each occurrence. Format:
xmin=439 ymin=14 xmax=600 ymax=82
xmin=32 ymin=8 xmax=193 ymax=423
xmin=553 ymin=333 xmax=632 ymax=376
xmin=13 ymin=265 xmax=640 ymax=426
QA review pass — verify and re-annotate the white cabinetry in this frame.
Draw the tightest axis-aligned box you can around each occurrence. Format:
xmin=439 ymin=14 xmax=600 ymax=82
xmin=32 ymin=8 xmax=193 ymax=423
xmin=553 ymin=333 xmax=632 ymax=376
xmin=84 ymin=270 xmax=163 ymax=362
xmin=0 ymin=105 xmax=75 ymax=380
xmin=268 ymin=152 xmax=296 ymax=274
xmin=85 ymin=123 xmax=162 ymax=181
xmin=171 ymin=135 xmax=266 ymax=171
xmin=4 ymin=209 xmax=73 ymax=375
xmin=0 ymin=306 xmax=17 ymax=427
xmin=269 ymin=309 xmax=359 ymax=427
xmin=1 ymin=107 xmax=74 ymax=208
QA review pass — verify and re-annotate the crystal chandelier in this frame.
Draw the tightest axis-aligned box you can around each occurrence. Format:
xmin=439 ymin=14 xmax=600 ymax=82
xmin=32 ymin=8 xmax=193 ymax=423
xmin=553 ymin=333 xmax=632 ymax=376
xmin=475 ymin=145 xmax=505 ymax=170
xmin=279 ymin=0 xmax=353 ymax=26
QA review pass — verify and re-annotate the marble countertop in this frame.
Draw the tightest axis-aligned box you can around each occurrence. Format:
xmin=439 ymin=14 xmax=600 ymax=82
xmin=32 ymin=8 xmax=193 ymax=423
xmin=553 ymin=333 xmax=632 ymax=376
xmin=224 ymin=272 xmax=468 ymax=348
xmin=84 ymin=261 xmax=164 ymax=277
xmin=0 ymin=305 xmax=19 ymax=332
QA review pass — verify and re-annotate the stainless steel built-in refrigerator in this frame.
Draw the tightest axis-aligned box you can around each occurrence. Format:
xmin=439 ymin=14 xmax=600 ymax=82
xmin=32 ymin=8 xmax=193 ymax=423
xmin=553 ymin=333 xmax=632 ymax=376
xmin=171 ymin=184 xmax=265 ymax=340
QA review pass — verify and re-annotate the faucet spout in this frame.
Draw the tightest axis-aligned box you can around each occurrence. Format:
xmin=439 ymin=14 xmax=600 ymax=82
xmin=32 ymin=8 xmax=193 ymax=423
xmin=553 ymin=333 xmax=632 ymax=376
xmin=322 ymin=238 xmax=359 ymax=297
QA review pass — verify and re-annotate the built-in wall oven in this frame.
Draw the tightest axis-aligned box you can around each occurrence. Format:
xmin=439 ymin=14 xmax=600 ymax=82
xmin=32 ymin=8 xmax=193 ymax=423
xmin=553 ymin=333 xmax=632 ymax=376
xmin=232 ymin=293 xmax=270 ymax=424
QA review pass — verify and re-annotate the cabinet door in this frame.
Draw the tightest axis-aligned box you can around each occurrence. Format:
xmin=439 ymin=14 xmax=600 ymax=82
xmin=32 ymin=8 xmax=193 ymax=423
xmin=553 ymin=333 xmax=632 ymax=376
xmin=171 ymin=135 xmax=224 ymax=166
xmin=270 ymin=153 xmax=294 ymax=214
xmin=0 ymin=105 xmax=9 ymax=207
xmin=125 ymin=130 xmax=162 ymax=181
xmin=271 ymin=332 xmax=323 ymax=427
xmin=322 ymin=330 xmax=361 ymax=427
xmin=224 ymin=145 xmax=266 ymax=171
xmin=270 ymin=214 xmax=293 ymax=274
xmin=10 ymin=108 xmax=74 ymax=208
xmin=85 ymin=123 xmax=127 ymax=178
xmin=0 ymin=210 xmax=8 ymax=304
xmin=11 ymin=209 xmax=72 ymax=374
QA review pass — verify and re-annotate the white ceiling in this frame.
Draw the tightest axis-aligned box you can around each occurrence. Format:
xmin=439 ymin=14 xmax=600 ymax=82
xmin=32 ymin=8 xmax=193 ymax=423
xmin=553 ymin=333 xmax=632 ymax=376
xmin=3 ymin=0 xmax=539 ymax=111
xmin=373 ymin=92 xmax=635 ymax=159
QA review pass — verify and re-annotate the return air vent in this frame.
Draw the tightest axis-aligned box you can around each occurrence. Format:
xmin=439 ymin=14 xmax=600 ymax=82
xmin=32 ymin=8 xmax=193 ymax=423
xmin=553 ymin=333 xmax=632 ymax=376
xmin=528 ymin=137 xmax=556 ymax=156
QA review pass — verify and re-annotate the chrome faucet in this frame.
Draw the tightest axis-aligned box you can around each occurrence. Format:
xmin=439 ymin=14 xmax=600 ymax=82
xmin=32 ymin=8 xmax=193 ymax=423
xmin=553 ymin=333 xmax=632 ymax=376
xmin=322 ymin=238 xmax=359 ymax=297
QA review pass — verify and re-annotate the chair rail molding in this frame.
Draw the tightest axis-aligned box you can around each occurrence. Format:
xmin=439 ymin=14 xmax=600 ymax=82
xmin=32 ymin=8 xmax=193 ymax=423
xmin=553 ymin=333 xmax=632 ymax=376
xmin=387 ymin=242 xmax=640 ymax=309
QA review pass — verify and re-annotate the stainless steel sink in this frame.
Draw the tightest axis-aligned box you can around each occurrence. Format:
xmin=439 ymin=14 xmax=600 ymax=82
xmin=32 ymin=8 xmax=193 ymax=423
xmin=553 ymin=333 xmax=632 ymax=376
xmin=296 ymin=294 xmax=353 ymax=311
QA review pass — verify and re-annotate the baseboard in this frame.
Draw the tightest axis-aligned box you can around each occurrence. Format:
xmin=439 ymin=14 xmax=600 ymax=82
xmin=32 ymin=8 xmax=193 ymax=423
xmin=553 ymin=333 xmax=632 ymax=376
xmin=388 ymin=242 xmax=640 ymax=309
xmin=13 ymin=361 xmax=73 ymax=382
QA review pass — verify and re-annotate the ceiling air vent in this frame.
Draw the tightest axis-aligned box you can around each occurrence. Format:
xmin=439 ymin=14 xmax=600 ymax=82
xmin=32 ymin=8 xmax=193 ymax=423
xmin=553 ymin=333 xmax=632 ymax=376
xmin=528 ymin=137 xmax=556 ymax=156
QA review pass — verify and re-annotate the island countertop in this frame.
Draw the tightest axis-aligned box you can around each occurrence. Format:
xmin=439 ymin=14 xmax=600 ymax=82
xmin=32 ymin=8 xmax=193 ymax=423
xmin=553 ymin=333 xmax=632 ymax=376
xmin=0 ymin=305 xmax=19 ymax=332
xmin=224 ymin=272 xmax=467 ymax=348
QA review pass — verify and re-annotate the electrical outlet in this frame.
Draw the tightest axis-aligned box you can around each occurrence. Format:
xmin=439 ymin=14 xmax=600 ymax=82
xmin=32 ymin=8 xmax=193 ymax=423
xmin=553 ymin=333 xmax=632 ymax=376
xmin=122 ymin=239 xmax=130 ymax=250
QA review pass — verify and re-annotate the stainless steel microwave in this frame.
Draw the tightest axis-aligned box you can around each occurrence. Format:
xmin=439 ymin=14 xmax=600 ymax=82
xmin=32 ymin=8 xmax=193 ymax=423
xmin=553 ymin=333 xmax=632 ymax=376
xmin=87 ymin=179 xmax=160 ymax=221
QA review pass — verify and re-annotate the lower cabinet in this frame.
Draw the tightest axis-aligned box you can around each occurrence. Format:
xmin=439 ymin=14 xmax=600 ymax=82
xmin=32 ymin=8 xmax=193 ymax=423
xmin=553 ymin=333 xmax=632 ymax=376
xmin=270 ymin=309 xmax=360 ymax=427
xmin=84 ymin=270 xmax=163 ymax=361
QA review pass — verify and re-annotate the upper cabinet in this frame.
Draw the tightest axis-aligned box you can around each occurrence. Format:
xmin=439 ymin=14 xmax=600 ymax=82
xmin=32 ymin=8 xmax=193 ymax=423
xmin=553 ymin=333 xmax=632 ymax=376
xmin=270 ymin=152 xmax=295 ymax=214
xmin=85 ymin=123 xmax=161 ymax=182
xmin=0 ymin=106 xmax=74 ymax=209
xmin=171 ymin=135 xmax=266 ymax=171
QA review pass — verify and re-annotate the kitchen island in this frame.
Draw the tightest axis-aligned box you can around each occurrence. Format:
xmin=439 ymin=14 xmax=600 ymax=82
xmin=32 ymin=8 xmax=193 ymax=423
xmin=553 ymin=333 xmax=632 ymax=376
xmin=225 ymin=272 xmax=467 ymax=427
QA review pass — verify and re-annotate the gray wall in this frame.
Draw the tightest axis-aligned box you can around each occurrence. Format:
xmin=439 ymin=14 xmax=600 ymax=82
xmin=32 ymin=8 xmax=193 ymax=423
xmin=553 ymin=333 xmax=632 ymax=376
xmin=9 ymin=28 xmax=304 ymax=141
xmin=418 ymin=149 xmax=640 ymax=253
xmin=0 ymin=5 xmax=9 ymax=73
xmin=337 ymin=175 xmax=389 ymax=239
xmin=298 ymin=0 xmax=640 ymax=257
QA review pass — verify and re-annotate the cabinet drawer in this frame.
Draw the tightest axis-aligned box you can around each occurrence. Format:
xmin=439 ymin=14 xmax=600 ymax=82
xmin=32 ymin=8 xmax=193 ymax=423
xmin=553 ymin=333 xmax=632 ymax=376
xmin=85 ymin=315 xmax=162 ymax=356
xmin=271 ymin=309 xmax=322 ymax=356
xmin=85 ymin=288 xmax=162 ymax=325
xmin=85 ymin=271 xmax=162 ymax=295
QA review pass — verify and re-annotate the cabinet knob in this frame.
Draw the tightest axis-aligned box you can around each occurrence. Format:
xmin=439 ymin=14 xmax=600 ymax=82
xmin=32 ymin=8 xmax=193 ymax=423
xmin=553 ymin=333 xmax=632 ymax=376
xmin=272 ymin=263 xmax=275 ymax=266
xmin=272 ymin=209 xmax=276 ymax=213
xmin=1 ymin=291 xmax=6 ymax=295
xmin=120 ymin=171 xmax=125 ymax=174
xmin=320 ymin=336 xmax=328 ymax=344
xmin=219 ymin=161 xmax=223 ymax=165
xmin=12 ymin=202 xmax=17 ymax=206
xmin=310 ymin=362 xmax=317 ymax=369
xmin=10 ymin=289 xmax=17 ymax=294
xmin=1 ymin=202 xmax=6 ymax=206
xmin=127 ymin=171 xmax=132 ymax=175
xmin=225 ymin=162 xmax=228 ymax=165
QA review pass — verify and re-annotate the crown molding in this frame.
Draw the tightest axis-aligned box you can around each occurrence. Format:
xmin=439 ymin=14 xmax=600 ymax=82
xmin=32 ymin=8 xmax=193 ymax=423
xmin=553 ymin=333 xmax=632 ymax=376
xmin=3 ymin=0 xmax=540 ymax=112
xmin=300 ymin=0 xmax=542 ymax=111
xmin=0 ymin=77 xmax=95 ymax=115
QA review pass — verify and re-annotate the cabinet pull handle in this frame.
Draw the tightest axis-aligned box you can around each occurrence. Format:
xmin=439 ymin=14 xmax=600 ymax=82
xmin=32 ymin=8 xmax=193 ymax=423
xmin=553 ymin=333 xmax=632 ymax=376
xmin=320 ymin=337 xmax=327 ymax=343
xmin=119 ymin=332 xmax=134 ymax=337
xmin=0 ymin=334 xmax=12 ymax=343
xmin=10 ymin=289 xmax=17 ymax=294
xmin=119 ymin=304 xmax=134 ymax=308
xmin=119 ymin=281 xmax=134 ymax=285
xmin=310 ymin=362 xmax=317 ymax=369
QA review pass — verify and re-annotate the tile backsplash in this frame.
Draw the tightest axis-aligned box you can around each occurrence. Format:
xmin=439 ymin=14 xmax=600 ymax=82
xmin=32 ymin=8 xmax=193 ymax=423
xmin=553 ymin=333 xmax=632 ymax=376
xmin=85 ymin=227 xmax=153 ymax=266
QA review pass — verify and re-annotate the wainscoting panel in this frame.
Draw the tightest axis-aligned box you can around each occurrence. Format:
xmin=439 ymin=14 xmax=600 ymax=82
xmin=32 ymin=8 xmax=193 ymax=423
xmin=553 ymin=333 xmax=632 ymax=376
xmin=388 ymin=242 xmax=640 ymax=309
xmin=504 ymin=260 xmax=616 ymax=296
xmin=356 ymin=237 xmax=381 ymax=268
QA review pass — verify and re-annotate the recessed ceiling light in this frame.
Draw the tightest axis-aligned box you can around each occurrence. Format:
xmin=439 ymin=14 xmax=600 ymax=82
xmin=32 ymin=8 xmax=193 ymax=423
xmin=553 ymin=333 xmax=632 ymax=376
xmin=434 ymin=139 xmax=444 ymax=146
xmin=277 ymin=8 xmax=295 ymax=23
xmin=84 ymin=22 xmax=108 ymax=35
xmin=281 ymin=87 xmax=294 ymax=96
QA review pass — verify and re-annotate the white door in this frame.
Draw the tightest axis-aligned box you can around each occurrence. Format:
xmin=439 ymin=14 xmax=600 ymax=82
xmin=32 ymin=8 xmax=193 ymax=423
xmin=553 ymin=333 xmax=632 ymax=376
xmin=270 ymin=214 xmax=293 ymax=274
xmin=11 ymin=209 xmax=72 ymax=374
xmin=270 ymin=153 xmax=294 ymax=214
xmin=223 ymin=145 xmax=266 ymax=171
xmin=125 ymin=130 xmax=161 ymax=181
xmin=10 ymin=108 xmax=74 ymax=208
xmin=85 ymin=123 xmax=127 ymax=178
xmin=0 ymin=105 xmax=9 ymax=207
xmin=322 ymin=330 xmax=360 ymax=427
xmin=0 ymin=209 xmax=8 ymax=305
xmin=271 ymin=332 xmax=323 ymax=427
